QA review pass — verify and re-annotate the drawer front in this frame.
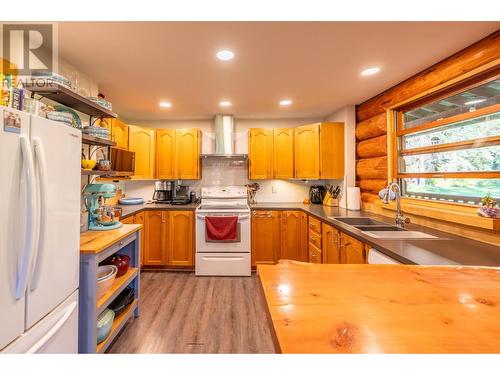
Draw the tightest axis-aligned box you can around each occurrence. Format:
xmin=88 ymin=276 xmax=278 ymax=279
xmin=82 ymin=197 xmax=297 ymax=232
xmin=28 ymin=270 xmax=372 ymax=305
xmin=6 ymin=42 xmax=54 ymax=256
xmin=309 ymin=243 xmax=322 ymax=263
xmin=308 ymin=216 xmax=322 ymax=234
xmin=308 ymin=229 xmax=322 ymax=248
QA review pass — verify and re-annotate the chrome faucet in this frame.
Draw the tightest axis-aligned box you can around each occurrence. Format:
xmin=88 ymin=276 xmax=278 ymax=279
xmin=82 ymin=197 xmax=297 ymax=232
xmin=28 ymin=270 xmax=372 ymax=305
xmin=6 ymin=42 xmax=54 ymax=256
xmin=382 ymin=182 xmax=410 ymax=228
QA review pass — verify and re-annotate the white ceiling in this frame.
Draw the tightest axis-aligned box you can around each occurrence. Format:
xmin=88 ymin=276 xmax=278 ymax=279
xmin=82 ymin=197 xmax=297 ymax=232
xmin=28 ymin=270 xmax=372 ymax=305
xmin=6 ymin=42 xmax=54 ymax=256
xmin=58 ymin=22 xmax=499 ymax=121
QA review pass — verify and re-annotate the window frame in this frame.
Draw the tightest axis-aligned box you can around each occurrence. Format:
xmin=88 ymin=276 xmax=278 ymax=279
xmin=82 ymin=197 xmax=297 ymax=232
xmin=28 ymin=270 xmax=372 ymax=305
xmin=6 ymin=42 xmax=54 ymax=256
xmin=392 ymin=69 xmax=500 ymax=205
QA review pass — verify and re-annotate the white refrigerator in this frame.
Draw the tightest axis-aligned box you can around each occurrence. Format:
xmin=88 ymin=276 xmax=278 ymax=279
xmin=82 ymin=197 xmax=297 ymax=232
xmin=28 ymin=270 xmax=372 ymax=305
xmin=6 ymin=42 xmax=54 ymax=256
xmin=0 ymin=105 xmax=80 ymax=353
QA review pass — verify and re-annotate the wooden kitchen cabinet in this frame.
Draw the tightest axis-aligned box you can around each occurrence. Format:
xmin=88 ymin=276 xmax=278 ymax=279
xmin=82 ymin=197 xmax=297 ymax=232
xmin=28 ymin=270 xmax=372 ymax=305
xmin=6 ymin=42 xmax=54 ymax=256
xmin=251 ymin=210 xmax=281 ymax=267
xmin=273 ymin=128 xmax=294 ymax=179
xmin=280 ymin=211 xmax=308 ymax=262
xmin=175 ymin=129 xmax=201 ymax=179
xmin=144 ymin=210 xmax=168 ymax=266
xmin=110 ymin=118 xmax=129 ymax=150
xmin=322 ymin=224 xmax=341 ymax=264
xmin=167 ymin=211 xmax=194 ymax=267
xmin=249 ymin=128 xmax=273 ymax=179
xmin=134 ymin=211 xmax=146 ymax=267
xmin=294 ymin=122 xmax=344 ymax=179
xmin=128 ymin=125 xmax=156 ymax=179
xmin=340 ymin=232 xmax=367 ymax=264
xmin=156 ymin=129 xmax=176 ymax=179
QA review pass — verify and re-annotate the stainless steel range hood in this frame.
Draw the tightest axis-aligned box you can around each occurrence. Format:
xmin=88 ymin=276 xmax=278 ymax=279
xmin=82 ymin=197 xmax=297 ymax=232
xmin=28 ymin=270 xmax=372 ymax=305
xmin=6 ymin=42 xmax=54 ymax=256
xmin=201 ymin=114 xmax=247 ymax=159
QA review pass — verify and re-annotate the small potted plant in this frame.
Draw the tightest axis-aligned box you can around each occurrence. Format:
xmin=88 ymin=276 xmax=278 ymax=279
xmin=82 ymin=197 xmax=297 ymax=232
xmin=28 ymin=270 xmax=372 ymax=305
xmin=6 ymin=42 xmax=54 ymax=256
xmin=477 ymin=193 xmax=500 ymax=219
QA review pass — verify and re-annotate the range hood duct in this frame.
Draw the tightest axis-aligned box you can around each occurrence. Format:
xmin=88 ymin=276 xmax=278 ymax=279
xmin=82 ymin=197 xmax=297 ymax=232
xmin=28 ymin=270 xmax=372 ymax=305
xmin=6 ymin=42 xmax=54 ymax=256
xmin=201 ymin=114 xmax=247 ymax=159
xmin=214 ymin=114 xmax=234 ymax=155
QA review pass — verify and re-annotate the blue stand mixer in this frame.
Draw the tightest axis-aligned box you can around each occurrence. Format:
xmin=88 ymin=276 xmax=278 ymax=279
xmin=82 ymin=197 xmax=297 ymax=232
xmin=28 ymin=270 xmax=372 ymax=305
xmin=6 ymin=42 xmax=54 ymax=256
xmin=83 ymin=183 xmax=123 ymax=231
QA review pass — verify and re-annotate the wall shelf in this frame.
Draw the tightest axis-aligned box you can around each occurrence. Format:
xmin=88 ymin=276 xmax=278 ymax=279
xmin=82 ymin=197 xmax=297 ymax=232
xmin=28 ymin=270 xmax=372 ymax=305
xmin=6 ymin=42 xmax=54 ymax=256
xmin=82 ymin=134 xmax=116 ymax=147
xmin=24 ymin=82 xmax=118 ymax=118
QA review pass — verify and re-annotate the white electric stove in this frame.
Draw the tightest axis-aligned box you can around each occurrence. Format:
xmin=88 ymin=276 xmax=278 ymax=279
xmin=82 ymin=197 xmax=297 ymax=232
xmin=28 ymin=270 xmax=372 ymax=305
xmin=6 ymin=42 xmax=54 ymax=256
xmin=195 ymin=186 xmax=251 ymax=276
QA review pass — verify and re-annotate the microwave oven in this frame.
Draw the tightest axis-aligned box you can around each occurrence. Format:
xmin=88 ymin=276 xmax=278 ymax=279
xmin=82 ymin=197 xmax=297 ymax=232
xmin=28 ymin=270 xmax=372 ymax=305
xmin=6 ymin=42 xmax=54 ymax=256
xmin=110 ymin=147 xmax=135 ymax=175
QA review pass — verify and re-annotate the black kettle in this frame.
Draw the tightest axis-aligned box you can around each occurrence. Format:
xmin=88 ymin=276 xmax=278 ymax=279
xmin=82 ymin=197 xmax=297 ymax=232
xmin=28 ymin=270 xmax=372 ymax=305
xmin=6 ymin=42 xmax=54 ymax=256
xmin=309 ymin=185 xmax=326 ymax=204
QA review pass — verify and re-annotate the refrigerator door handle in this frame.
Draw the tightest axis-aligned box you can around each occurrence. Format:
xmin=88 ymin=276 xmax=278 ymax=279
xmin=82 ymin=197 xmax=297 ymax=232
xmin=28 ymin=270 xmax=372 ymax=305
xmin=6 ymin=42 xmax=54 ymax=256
xmin=25 ymin=301 xmax=77 ymax=354
xmin=30 ymin=137 xmax=47 ymax=291
xmin=16 ymin=136 xmax=37 ymax=300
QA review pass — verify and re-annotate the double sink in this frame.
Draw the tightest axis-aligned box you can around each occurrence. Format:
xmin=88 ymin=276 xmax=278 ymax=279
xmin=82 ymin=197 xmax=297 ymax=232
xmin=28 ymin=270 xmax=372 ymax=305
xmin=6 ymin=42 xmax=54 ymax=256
xmin=330 ymin=217 xmax=437 ymax=239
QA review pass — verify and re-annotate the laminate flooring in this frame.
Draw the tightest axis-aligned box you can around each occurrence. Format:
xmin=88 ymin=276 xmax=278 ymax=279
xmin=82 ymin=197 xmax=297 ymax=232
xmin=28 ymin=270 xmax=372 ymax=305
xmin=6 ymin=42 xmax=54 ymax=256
xmin=107 ymin=271 xmax=276 ymax=353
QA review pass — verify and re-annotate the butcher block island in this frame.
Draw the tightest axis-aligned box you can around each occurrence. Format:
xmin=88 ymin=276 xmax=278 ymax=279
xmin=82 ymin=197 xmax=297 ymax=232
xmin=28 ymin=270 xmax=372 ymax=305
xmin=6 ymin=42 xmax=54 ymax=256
xmin=258 ymin=261 xmax=500 ymax=354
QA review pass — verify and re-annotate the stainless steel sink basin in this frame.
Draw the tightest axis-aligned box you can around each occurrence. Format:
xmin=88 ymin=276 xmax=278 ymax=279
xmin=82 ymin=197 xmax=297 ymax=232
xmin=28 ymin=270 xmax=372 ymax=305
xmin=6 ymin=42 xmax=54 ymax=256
xmin=355 ymin=225 xmax=405 ymax=232
xmin=330 ymin=217 xmax=438 ymax=239
xmin=362 ymin=230 xmax=438 ymax=239
xmin=331 ymin=217 xmax=385 ymax=226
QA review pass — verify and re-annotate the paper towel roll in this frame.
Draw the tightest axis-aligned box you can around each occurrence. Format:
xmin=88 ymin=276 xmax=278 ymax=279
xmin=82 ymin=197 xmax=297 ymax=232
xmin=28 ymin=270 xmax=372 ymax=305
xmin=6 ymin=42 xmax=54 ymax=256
xmin=347 ymin=187 xmax=361 ymax=211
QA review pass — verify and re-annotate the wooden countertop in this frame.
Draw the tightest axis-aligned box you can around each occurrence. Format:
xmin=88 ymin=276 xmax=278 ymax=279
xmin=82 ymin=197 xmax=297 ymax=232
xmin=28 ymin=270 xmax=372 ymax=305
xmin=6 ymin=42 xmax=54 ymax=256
xmin=257 ymin=260 xmax=500 ymax=354
xmin=80 ymin=224 xmax=142 ymax=254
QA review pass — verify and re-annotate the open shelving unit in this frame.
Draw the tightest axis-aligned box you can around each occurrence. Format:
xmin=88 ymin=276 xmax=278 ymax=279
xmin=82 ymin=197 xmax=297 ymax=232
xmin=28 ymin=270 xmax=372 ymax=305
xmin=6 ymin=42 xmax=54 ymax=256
xmin=79 ymin=228 xmax=141 ymax=353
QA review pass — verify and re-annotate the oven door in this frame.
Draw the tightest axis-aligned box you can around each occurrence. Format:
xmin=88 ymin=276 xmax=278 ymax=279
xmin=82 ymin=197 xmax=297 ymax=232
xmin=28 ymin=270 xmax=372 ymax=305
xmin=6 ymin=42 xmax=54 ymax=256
xmin=195 ymin=211 xmax=250 ymax=253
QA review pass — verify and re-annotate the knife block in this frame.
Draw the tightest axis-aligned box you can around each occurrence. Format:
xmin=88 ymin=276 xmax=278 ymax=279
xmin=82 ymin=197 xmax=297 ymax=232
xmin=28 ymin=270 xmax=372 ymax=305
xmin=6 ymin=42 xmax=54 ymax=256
xmin=324 ymin=198 xmax=339 ymax=207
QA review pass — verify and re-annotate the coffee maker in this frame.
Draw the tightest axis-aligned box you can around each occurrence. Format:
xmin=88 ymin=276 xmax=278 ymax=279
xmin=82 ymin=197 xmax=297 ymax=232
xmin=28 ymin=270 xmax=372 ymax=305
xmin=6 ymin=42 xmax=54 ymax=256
xmin=152 ymin=181 xmax=173 ymax=203
xmin=309 ymin=185 xmax=326 ymax=204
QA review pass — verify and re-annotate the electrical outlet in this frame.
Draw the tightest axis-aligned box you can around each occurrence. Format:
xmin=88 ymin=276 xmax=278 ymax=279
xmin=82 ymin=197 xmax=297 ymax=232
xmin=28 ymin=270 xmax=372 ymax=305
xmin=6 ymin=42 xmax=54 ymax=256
xmin=272 ymin=185 xmax=277 ymax=193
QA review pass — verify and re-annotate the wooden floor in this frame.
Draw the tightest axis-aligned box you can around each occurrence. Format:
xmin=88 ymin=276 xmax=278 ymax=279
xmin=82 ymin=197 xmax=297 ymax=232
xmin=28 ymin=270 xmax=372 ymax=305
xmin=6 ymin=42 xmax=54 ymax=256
xmin=108 ymin=271 xmax=276 ymax=354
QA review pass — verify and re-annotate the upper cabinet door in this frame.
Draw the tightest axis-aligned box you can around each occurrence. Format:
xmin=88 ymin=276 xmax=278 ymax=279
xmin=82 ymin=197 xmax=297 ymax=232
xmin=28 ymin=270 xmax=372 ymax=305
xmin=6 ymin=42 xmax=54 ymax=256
xmin=319 ymin=122 xmax=344 ymax=179
xmin=111 ymin=119 xmax=129 ymax=150
xmin=156 ymin=129 xmax=176 ymax=179
xmin=294 ymin=124 xmax=320 ymax=179
xmin=273 ymin=128 xmax=294 ymax=179
xmin=249 ymin=128 xmax=273 ymax=179
xmin=128 ymin=125 xmax=156 ymax=179
xmin=176 ymin=129 xmax=200 ymax=180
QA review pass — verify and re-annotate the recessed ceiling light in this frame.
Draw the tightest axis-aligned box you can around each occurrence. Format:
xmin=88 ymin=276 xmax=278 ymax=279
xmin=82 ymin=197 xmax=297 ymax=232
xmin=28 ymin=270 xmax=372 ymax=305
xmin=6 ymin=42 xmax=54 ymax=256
xmin=216 ymin=50 xmax=234 ymax=61
xmin=219 ymin=100 xmax=232 ymax=107
xmin=279 ymin=99 xmax=293 ymax=106
xmin=464 ymin=98 xmax=486 ymax=106
xmin=159 ymin=101 xmax=172 ymax=108
xmin=361 ymin=67 xmax=381 ymax=76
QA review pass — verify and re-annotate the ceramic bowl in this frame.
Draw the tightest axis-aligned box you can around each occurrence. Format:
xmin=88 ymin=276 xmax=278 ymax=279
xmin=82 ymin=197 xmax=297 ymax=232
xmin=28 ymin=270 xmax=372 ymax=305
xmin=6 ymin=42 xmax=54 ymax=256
xmin=96 ymin=265 xmax=117 ymax=300
xmin=96 ymin=308 xmax=115 ymax=344
xmin=81 ymin=159 xmax=96 ymax=170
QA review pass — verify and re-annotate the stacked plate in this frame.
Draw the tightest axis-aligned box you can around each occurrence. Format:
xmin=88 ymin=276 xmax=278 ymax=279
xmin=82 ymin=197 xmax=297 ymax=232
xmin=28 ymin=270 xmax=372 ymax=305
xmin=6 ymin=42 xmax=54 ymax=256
xmin=83 ymin=125 xmax=110 ymax=139
xmin=31 ymin=72 xmax=72 ymax=89
xmin=47 ymin=111 xmax=74 ymax=126
xmin=87 ymin=96 xmax=113 ymax=111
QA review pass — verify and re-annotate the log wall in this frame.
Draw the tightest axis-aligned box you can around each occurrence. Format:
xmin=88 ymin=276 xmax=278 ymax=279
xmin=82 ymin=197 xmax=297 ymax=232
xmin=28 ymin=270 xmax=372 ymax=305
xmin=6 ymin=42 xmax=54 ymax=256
xmin=355 ymin=30 xmax=500 ymax=204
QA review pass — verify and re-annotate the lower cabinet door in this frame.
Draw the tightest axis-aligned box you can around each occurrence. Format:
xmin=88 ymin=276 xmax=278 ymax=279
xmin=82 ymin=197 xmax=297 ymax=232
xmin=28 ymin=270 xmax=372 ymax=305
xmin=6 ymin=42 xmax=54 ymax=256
xmin=280 ymin=211 xmax=308 ymax=262
xmin=251 ymin=210 xmax=280 ymax=267
xmin=134 ymin=211 xmax=146 ymax=267
xmin=341 ymin=232 xmax=366 ymax=264
xmin=167 ymin=211 xmax=194 ymax=267
xmin=322 ymin=224 xmax=341 ymax=264
xmin=144 ymin=211 xmax=168 ymax=266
